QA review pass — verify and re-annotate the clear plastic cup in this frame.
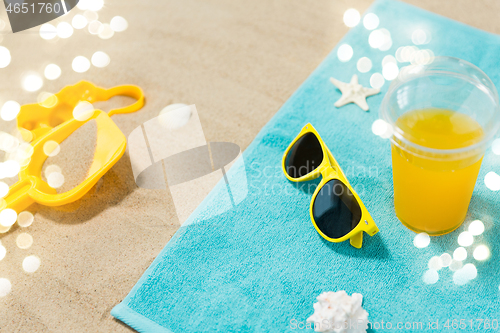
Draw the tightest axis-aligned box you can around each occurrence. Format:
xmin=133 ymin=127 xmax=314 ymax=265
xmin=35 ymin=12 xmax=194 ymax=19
xmin=380 ymin=57 xmax=500 ymax=235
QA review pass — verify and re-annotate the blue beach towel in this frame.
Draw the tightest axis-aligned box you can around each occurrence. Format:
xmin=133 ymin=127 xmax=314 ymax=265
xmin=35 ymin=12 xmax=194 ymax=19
xmin=112 ymin=0 xmax=500 ymax=331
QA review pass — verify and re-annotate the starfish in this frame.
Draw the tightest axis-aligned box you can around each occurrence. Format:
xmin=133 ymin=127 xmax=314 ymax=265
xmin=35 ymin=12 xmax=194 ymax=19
xmin=330 ymin=74 xmax=380 ymax=111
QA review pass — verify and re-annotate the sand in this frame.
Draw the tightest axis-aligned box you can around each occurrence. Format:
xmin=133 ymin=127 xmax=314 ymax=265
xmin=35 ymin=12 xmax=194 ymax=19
xmin=0 ymin=0 xmax=498 ymax=331
xmin=41 ymin=119 xmax=97 ymax=193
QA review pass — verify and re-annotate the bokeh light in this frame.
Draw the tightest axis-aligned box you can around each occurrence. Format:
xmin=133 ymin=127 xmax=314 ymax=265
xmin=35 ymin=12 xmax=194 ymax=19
xmin=43 ymin=140 xmax=60 ymax=157
xmin=0 ymin=278 xmax=11 ymax=297
xmin=382 ymin=62 xmax=399 ymax=81
xmin=16 ymin=233 xmax=33 ymax=249
xmin=492 ymin=138 xmax=500 ymax=155
xmin=17 ymin=211 xmax=34 ymax=228
xmin=7 ymin=150 xmax=30 ymax=169
xmin=0 ymin=244 xmax=5 ymax=261
xmin=98 ymin=23 xmax=114 ymax=39
xmin=468 ymin=220 xmax=485 ymax=236
xmin=453 ymin=269 xmax=469 ymax=286
xmin=449 ymin=260 xmax=463 ymax=271
xmin=22 ymin=255 xmax=41 ymax=273
xmin=84 ymin=10 xmax=98 ymax=22
xmin=462 ymin=263 xmax=477 ymax=280
xmin=396 ymin=46 xmax=419 ymax=63
xmin=0 ymin=133 xmax=20 ymax=153
xmin=453 ymin=263 xmax=478 ymax=285
xmin=484 ymin=171 xmax=500 ymax=191
xmin=371 ymin=119 xmax=388 ymax=137
xmin=72 ymin=56 xmax=91 ymax=73
xmin=422 ymin=269 xmax=439 ymax=284
xmin=378 ymin=29 xmax=392 ymax=51
xmin=428 ymin=256 xmax=442 ymax=271
xmin=337 ymin=44 xmax=353 ymax=62
xmin=73 ymin=101 xmax=95 ymax=121
xmin=363 ymin=13 xmax=379 ymax=30
xmin=12 ymin=151 xmax=30 ymax=166
xmin=0 ymin=101 xmax=21 ymax=121
xmin=39 ymin=23 xmax=57 ymax=40
xmin=37 ymin=92 xmax=58 ymax=108
xmin=403 ymin=46 xmax=419 ymax=63
xmin=110 ymin=16 xmax=128 ymax=32
xmin=440 ymin=253 xmax=452 ymax=267
xmin=44 ymin=64 xmax=62 ymax=80
xmin=159 ymin=104 xmax=192 ymax=129
xmin=368 ymin=29 xmax=384 ymax=49
xmin=3 ymin=160 xmax=21 ymax=178
xmin=22 ymin=73 xmax=43 ymax=92
xmin=44 ymin=164 xmax=61 ymax=179
xmin=48 ymin=172 xmax=65 ymax=188
xmin=57 ymin=22 xmax=73 ymax=38
xmin=370 ymin=73 xmax=384 ymax=89
xmin=343 ymin=9 xmax=360 ymax=28
xmin=395 ymin=47 xmax=405 ymax=62
xmin=88 ymin=20 xmax=103 ymax=35
xmin=412 ymin=29 xmax=428 ymax=45
xmin=382 ymin=55 xmax=397 ymax=66
xmin=10 ymin=155 xmax=30 ymax=168
xmin=77 ymin=0 xmax=103 ymax=10
xmin=77 ymin=0 xmax=89 ymax=9
xmin=88 ymin=0 xmax=104 ymax=11
xmin=17 ymin=128 xmax=33 ymax=143
xmin=0 ymin=46 xmax=11 ymax=68
xmin=412 ymin=49 xmax=434 ymax=65
xmin=368 ymin=28 xmax=392 ymax=51
xmin=413 ymin=232 xmax=430 ymax=248
xmin=458 ymin=231 xmax=474 ymax=247
xmin=18 ymin=143 xmax=34 ymax=159
xmin=72 ymin=14 xmax=88 ymax=29
xmin=91 ymin=51 xmax=110 ymax=68
xmin=0 ymin=182 xmax=8 ymax=199
xmin=473 ymin=245 xmax=490 ymax=261
xmin=453 ymin=247 xmax=467 ymax=261
xmin=356 ymin=57 xmax=372 ymax=73
xmin=380 ymin=124 xmax=394 ymax=139
xmin=0 ymin=208 xmax=17 ymax=227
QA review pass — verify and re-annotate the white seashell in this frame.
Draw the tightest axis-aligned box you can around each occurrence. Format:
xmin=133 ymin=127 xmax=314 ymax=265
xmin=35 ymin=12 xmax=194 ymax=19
xmin=307 ymin=291 xmax=369 ymax=333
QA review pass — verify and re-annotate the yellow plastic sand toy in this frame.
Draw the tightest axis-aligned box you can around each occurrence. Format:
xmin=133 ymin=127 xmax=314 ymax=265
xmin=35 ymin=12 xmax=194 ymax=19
xmin=0 ymin=81 xmax=144 ymax=229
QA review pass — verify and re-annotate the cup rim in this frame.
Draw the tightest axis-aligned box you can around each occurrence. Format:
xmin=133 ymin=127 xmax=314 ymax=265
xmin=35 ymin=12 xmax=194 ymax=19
xmin=380 ymin=56 xmax=500 ymax=157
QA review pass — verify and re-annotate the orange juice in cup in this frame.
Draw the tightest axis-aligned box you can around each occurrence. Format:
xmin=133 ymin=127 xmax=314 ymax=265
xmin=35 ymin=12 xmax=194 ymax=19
xmin=381 ymin=57 xmax=500 ymax=235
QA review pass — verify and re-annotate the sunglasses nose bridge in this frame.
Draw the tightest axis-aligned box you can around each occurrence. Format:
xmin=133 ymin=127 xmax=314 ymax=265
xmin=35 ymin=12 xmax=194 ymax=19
xmin=319 ymin=164 xmax=336 ymax=179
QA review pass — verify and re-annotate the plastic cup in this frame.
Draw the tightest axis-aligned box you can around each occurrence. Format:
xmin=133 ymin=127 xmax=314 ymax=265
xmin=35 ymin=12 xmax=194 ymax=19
xmin=380 ymin=57 xmax=500 ymax=235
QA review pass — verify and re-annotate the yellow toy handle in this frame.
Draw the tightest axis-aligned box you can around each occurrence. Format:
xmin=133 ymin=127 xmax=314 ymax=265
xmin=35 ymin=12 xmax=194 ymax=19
xmin=0 ymin=177 xmax=57 ymax=213
xmin=17 ymin=81 xmax=145 ymax=141
xmin=103 ymin=84 xmax=145 ymax=117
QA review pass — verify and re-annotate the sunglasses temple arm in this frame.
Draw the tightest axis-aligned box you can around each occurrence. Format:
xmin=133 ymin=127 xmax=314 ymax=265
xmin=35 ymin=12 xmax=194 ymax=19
xmin=369 ymin=224 xmax=380 ymax=236
xmin=349 ymin=231 xmax=363 ymax=249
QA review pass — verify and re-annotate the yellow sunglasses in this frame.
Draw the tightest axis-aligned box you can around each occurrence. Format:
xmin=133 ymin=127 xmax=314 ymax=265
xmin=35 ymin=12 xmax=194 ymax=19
xmin=282 ymin=124 xmax=379 ymax=248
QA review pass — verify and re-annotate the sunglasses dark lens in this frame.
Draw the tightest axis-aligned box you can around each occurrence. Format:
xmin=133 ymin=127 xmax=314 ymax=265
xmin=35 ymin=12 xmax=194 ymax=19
xmin=312 ymin=179 xmax=362 ymax=239
xmin=285 ymin=132 xmax=323 ymax=178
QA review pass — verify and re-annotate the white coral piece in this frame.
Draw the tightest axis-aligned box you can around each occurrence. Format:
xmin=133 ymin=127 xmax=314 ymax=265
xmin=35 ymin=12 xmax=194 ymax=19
xmin=306 ymin=291 xmax=369 ymax=333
